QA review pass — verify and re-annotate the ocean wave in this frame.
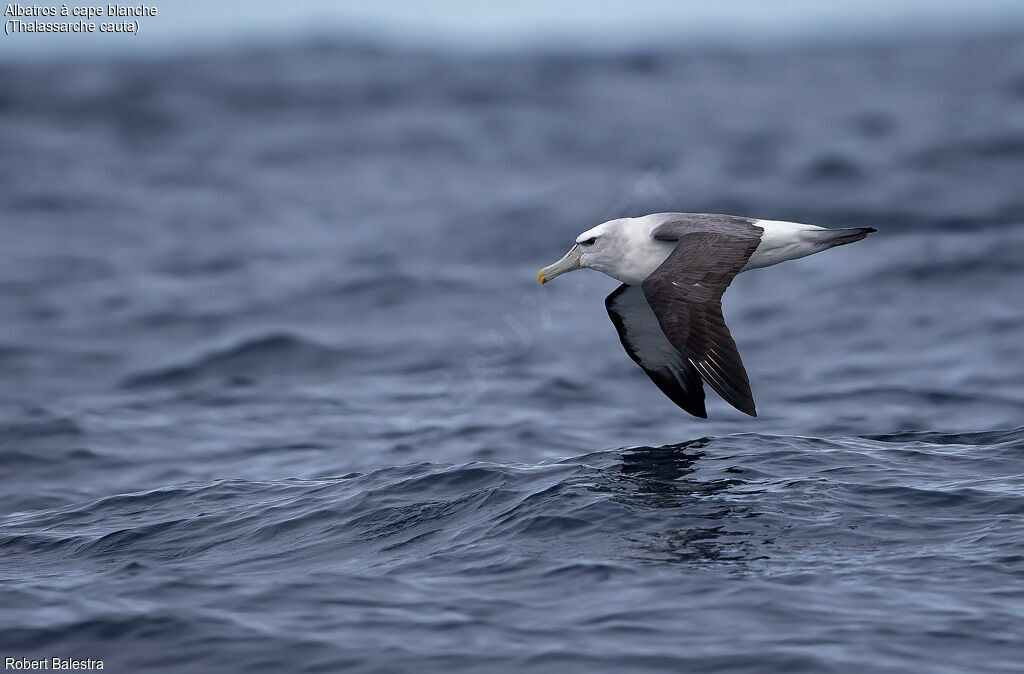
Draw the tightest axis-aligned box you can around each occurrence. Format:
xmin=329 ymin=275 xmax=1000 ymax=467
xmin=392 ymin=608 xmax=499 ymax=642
xmin=3 ymin=430 xmax=1024 ymax=670
xmin=120 ymin=333 xmax=348 ymax=388
xmin=4 ymin=430 xmax=1022 ymax=569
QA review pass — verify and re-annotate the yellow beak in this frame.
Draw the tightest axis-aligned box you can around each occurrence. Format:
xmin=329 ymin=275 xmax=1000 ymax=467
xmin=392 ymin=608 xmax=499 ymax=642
xmin=537 ymin=244 xmax=582 ymax=286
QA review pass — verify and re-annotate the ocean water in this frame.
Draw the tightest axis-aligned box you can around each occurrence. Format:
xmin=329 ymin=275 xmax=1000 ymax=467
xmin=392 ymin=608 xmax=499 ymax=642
xmin=2 ymin=35 xmax=1024 ymax=673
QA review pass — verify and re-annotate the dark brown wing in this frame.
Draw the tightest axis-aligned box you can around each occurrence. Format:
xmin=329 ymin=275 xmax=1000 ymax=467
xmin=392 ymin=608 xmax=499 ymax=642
xmin=649 ymin=213 xmax=761 ymax=239
xmin=605 ymin=284 xmax=707 ymax=418
xmin=641 ymin=230 xmax=761 ymax=417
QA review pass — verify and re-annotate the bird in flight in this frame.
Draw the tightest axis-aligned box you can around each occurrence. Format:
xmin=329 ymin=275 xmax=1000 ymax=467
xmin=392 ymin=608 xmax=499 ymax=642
xmin=537 ymin=213 xmax=875 ymax=418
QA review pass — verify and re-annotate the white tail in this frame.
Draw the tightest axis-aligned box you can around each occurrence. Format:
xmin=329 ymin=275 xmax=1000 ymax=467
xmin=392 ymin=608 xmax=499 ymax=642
xmin=743 ymin=220 xmax=876 ymax=271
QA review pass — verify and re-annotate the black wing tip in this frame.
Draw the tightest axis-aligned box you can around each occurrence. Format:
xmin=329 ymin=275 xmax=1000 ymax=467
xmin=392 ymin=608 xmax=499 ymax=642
xmin=684 ymin=401 xmax=709 ymax=419
xmin=669 ymin=399 xmax=707 ymax=418
xmin=676 ymin=394 xmax=764 ymax=418
xmin=729 ymin=396 xmax=758 ymax=417
xmin=674 ymin=398 xmax=757 ymax=419
xmin=647 ymin=367 xmax=707 ymax=419
xmin=721 ymin=397 xmax=757 ymax=417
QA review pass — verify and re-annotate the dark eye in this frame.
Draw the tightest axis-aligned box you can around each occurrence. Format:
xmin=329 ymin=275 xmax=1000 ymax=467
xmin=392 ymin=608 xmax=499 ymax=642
xmin=581 ymin=237 xmax=597 ymax=246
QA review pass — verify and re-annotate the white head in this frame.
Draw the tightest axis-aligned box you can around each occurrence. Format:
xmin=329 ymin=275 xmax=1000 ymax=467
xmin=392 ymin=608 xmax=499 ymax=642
xmin=537 ymin=219 xmax=627 ymax=285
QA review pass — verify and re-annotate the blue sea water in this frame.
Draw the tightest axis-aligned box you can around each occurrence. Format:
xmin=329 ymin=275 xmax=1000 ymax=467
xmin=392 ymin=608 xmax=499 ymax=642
xmin=2 ymin=34 xmax=1024 ymax=672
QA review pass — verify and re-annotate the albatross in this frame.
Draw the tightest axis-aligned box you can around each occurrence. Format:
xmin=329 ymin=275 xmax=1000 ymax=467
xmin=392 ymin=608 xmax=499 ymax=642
xmin=537 ymin=213 xmax=875 ymax=418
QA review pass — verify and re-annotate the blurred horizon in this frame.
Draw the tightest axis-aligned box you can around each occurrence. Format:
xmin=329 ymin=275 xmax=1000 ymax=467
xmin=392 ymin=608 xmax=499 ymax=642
xmin=5 ymin=0 xmax=1024 ymax=59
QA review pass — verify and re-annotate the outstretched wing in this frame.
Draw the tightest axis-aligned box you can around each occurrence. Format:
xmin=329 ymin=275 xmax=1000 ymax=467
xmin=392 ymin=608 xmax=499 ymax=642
xmin=605 ymin=283 xmax=707 ymax=418
xmin=641 ymin=228 xmax=762 ymax=417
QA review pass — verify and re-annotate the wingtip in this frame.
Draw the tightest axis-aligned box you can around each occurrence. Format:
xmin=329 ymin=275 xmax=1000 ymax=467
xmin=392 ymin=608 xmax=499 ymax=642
xmin=735 ymin=400 xmax=758 ymax=417
xmin=675 ymin=400 xmax=707 ymax=419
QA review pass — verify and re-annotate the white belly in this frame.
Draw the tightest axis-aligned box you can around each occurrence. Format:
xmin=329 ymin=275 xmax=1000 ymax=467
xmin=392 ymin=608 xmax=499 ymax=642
xmin=611 ymin=238 xmax=676 ymax=285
